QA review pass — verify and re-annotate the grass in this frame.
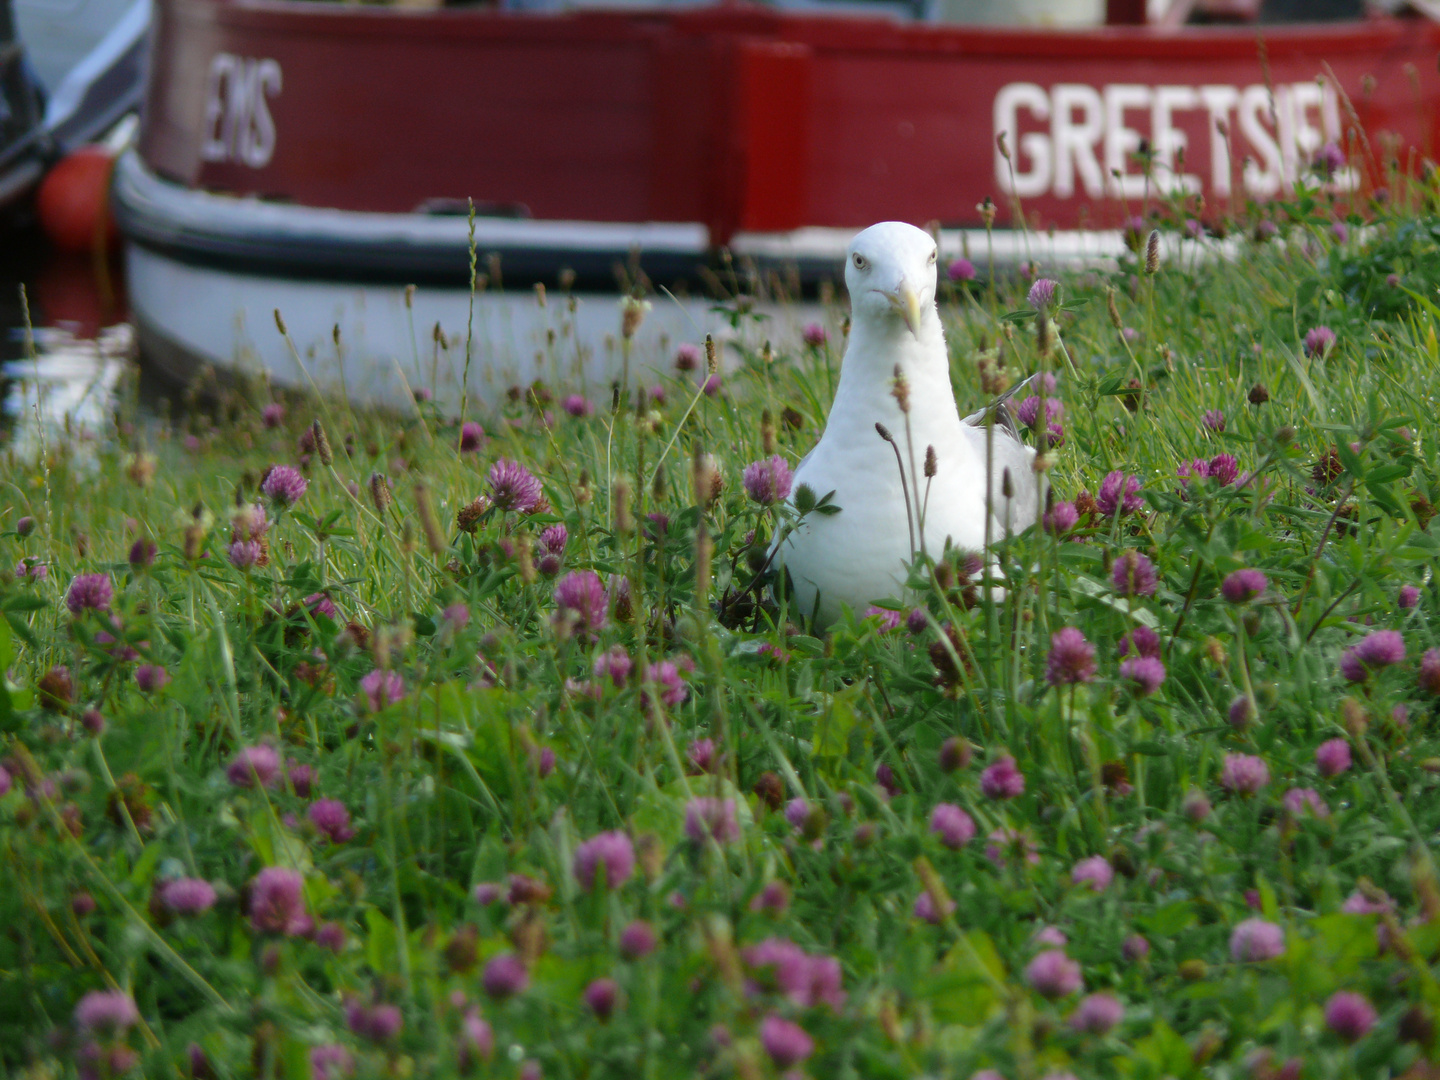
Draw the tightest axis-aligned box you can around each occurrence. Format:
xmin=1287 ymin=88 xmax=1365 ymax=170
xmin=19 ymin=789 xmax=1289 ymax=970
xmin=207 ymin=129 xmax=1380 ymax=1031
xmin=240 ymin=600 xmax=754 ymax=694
xmin=2 ymin=179 xmax=1440 ymax=1080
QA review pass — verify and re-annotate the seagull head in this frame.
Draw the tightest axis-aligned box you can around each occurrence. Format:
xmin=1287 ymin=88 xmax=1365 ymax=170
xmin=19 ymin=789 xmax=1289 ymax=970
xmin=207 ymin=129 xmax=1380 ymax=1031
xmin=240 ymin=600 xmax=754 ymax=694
xmin=844 ymin=222 xmax=938 ymax=339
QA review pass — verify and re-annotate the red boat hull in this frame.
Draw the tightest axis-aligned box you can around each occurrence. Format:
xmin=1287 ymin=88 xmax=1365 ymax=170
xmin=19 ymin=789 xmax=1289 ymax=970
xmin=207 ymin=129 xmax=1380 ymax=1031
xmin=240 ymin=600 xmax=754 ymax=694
xmin=138 ymin=0 xmax=1440 ymax=244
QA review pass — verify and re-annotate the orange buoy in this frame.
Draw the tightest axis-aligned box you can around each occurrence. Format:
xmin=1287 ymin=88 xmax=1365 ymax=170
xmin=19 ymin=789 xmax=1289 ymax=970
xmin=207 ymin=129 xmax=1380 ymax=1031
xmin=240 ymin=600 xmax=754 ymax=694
xmin=37 ymin=146 xmax=120 ymax=255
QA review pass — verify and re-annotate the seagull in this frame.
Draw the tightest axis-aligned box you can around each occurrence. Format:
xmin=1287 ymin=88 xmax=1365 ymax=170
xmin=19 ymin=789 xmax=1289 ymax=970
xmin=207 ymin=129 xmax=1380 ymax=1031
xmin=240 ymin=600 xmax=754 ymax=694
xmin=778 ymin=221 xmax=1041 ymax=627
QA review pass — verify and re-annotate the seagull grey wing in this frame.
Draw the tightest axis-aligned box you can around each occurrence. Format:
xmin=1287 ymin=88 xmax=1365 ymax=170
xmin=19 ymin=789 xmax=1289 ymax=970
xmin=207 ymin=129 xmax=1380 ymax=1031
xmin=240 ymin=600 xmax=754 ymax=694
xmin=961 ymin=371 xmax=1044 ymax=441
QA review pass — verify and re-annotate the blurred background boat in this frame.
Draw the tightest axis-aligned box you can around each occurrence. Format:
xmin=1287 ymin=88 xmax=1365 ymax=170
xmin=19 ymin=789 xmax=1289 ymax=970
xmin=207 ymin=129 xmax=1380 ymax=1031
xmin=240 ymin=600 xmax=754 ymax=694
xmin=0 ymin=0 xmax=1429 ymax=417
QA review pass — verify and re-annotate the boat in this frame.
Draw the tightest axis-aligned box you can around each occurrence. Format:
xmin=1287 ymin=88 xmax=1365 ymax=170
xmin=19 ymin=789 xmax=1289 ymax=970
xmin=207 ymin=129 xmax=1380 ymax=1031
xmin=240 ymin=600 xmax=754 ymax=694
xmin=115 ymin=0 xmax=1440 ymax=410
xmin=0 ymin=0 xmax=149 ymax=210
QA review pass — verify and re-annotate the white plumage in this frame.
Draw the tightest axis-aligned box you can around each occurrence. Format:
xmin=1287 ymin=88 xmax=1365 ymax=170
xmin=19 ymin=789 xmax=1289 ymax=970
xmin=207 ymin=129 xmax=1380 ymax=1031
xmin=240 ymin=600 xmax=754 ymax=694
xmin=778 ymin=222 xmax=1040 ymax=627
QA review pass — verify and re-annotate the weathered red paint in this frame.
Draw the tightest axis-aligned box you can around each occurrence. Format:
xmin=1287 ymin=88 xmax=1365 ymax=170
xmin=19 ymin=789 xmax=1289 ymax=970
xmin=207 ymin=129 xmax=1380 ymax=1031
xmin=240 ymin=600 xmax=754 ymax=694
xmin=139 ymin=0 xmax=1440 ymax=242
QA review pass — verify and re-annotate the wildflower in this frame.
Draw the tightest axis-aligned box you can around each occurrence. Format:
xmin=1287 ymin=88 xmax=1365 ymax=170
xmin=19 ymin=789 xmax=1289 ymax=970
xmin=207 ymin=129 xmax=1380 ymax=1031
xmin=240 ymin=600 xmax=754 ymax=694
xmin=1230 ymin=918 xmax=1285 ymax=961
xmin=1220 ymin=753 xmax=1269 ymax=794
xmin=14 ymin=556 xmax=47 ymax=582
xmin=561 ymin=394 xmax=593 ymax=418
xmin=1118 ymin=625 xmax=1161 ymax=658
xmin=750 ymin=881 xmax=790 ymax=914
xmin=1044 ymin=501 xmax=1078 ymax=534
xmin=1325 ymin=991 xmax=1376 ymax=1042
xmin=684 ymin=797 xmax=739 ymax=844
xmin=1304 ymin=326 xmax=1336 ymax=358
xmin=228 ymin=745 xmax=282 ymax=789
xmin=1399 ymin=584 xmax=1421 ymax=609
xmin=553 ymin=571 xmax=608 ymax=636
xmin=306 ymin=592 xmax=338 ymax=620
xmin=1035 ymin=926 xmax=1067 ymax=947
xmin=1072 ymin=856 xmax=1114 ymax=891
xmin=701 ymin=373 xmax=723 ymax=396
xmin=1341 ymin=891 xmax=1391 ymax=915
xmin=308 ymin=799 xmax=355 ymax=843
xmin=81 ymin=709 xmax=105 ymax=735
xmin=1208 ymin=453 xmax=1239 ymax=485
xmin=1120 ymin=655 xmax=1166 ymax=696
xmin=1028 ymin=278 xmax=1058 ymax=310
xmin=1046 ymin=628 xmax=1096 ymax=685
xmin=1096 ymin=471 xmax=1143 ymax=516
xmin=980 ymin=755 xmax=1025 ymax=799
xmin=229 ymin=540 xmax=263 ymax=569
xmin=914 ymin=890 xmax=957 ymax=923
xmin=930 ymin=803 xmax=976 ymax=848
xmin=864 ymin=605 xmax=904 ymax=631
xmin=593 ymin=645 xmax=632 ymax=688
xmin=985 ymin=826 xmax=1040 ymax=867
xmin=134 ymin=664 xmax=170 ymax=693
xmin=583 ymin=977 xmax=619 ymax=1021
xmin=1282 ymin=787 xmax=1330 ymax=819
xmin=249 ymin=866 xmax=310 ymax=936
xmin=1314 ymin=140 xmax=1346 ymax=177
xmin=74 ymin=990 xmax=140 ymax=1035
xmin=641 ymin=661 xmax=688 ymax=708
xmin=802 ymin=322 xmax=828 ymax=347
xmin=687 ymin=738 xmax=717 ymax=773
xmin=66 ymin=573 xmax=113 ymax=614
xmin=310 ymin=1045 xmax=354 ymax=1080
xmin=948 ymin=258 xmax=976 ymax=282
xmin=1221 ymin=569 xmax=1267 ymax=603
xmin=939 ymin=737 xmax=971 ymax=772
xmin=261 ymin=465 xmax=308 ymax=507
xmin=742 ymin=455 xmax=793 ymax=505
xmin=1071 ymin=992 xmax=1124 ymax=1034
xmin=1202 ymin=409 xmax=1225 ymax=432
xmin=675 ymin=343 xmax=702 ymax=370
xmin=160 ymin=878 xmax=216 ymax=915
xmin=487 ymin=459 xmax=544 ymax=513
xmin=1122 ymin=934 xmax=1150 ymax=961
xmin=314 ymin=922 xmax=346 ymax=953
xmin=1026 ymin=950 xmax=1083 ymax=998
xmin=1111 ymin=550 xmax=1157 ymax=597
xmin=472 ymin=882 xmax=502 ymax=905
xmin=1340 ymin=629 xmax=1405 ymax=682
xmin=619 ymin=920 xmax=657 ymax=959
xmin=875 ymin=762 xmax=901 ymax=797
xmin=573 ymin=831 xmax=635 ymax=891
xmin=1315 ymin=738 xmax=1351 ymax=777
xmin=482 ymin=953 xmax=529 ymax=999
xmin=458 ymin=1010 xmax=494 ymax=1069
xmin=346 ymin=1002 xmax=402 ymax=1044
xmin=760 ymin=1015 xmax=814 ymax=1068
xmin=1422 ymin=649 xmax=1440 ymax=694
xmin=1017 ymin=395 xmax=1064 ymax=430
xmin=359 ymin=668 xmax=405 ymax=712
xmin=1228 ymin=695 xmax=1255 ymax=729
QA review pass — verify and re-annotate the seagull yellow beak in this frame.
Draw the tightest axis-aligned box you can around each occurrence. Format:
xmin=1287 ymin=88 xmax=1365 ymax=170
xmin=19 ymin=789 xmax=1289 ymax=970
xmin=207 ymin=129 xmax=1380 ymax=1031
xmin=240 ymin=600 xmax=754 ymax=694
xmin=883 ymin=281 xmax=923 ymax=337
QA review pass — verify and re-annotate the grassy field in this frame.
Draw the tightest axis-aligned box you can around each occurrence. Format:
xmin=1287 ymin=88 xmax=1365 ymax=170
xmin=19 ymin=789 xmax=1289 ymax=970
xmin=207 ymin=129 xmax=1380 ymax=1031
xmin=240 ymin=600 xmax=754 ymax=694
xmin=3 ymin=182 xmax=1440 ymax=1080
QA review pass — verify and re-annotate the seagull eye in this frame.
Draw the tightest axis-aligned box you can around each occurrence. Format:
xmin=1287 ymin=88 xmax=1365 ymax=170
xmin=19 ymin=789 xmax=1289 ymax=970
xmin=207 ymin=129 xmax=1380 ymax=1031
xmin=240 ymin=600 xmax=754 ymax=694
xmin=852 ymin=253 xmax=868 ymax=271
xmin=928 ymin=249 xmax=937 ymax=264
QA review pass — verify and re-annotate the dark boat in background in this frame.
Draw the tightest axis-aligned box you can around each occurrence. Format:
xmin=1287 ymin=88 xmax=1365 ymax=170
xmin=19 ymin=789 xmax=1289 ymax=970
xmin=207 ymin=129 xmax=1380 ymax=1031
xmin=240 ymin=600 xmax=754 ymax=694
xmin=113 ymin=0 xmax=1440 ymax=409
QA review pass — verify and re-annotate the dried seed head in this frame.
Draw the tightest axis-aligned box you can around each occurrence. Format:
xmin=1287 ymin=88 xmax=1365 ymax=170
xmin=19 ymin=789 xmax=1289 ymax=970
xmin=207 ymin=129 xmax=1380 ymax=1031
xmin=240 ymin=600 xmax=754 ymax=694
xmin=404 ymin=284 xmax=415 ymax=309
xmin=558 ymin=267 xmax=576 ymax=292
xmin=760 ymin=340 xmax=773 ymax=365
xmin=996 ymin=131 xmax=1010 ymax=161
xmin=1144 ymin=230 xmax=1161 ymax=274
xmin=1002 ymin=468 xmax=1014 ymax=499
xmin=1105 ymin=286 xmax=1122 ymax=329
xmin=273 ymin=309 xmax=287 ymax=336
xmin=978 ymin=196 xmax=997 ymax=229
xmin=456 ymin=495 xmax=490 ymax=533
xmin=332 ymin=324 xmax=341 ymax=347
xmin=613 ymin=478 xmax=634 ymax=535
xmin=875 ymin=422 xmax=894 ymax=443
xmin=704 ymin=334 xmax=718 ymax=374
xmin=891 ymin=365 xmax=911 ymax=414
xmin=620 ymin=295 xmax=649 ymax=340
xmin=534 ymin=283 xmax=547 ymax=308
xmin=761 ymin=409 xmax=777 ymax=455
xmin=651 ymin=467 xmax=667 ymax=501
xmin=414 ymin=484 xmax=446 ymax=557
xmin=1248 ymin=383 xmax=1270 ymax=405
xmin=576 ymin=469 xmax=593 ymax=507
xmin=924 ymin=445 xmax=937 ymax=478
xmin=433 ymin=322 xmax=446 ymax=347
xmin=311 ymin=420 xmax=333 ymax=466
xmin=369 ymin=472 xmax=392 ymax=514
